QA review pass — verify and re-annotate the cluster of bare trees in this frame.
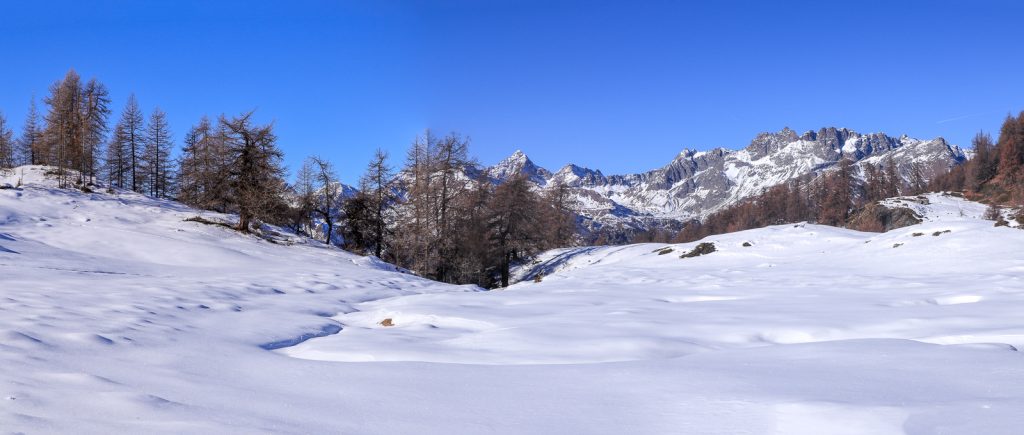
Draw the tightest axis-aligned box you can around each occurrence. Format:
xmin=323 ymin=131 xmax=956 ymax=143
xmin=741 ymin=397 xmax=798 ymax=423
xmin=323 ymin=132 xmax=576 ymax=287
xmin=0 ymin=69 xmax=177 ymax=198
xmin=670 ymin=156 xmax=928 ymax=242
xmin=290 ymin=155 xmax=344 ymax=244
xmin=105 ymin=95 xmax=176 ymax=197
xmin=930 ymin=112 xmax=1024 ymax=203
xmin=0 ymin=69 xmax=114 ymax=188
xmin=176 ymin=112 xmax=289 ymax=233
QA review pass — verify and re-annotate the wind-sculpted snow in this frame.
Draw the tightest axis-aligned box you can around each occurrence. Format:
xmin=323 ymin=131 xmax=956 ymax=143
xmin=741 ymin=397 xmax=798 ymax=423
xmin=3 ymin=168 xmax=1023 ymax=434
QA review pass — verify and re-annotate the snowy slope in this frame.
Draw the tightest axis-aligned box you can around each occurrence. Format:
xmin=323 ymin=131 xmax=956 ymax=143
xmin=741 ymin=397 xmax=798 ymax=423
xmin=3 ymin=168 xmax=1024 ymax=434
xmin=486 ymin=127 xmax=965 ymax=235
xmin=287 ymin=193 xmax=1024 ymax=433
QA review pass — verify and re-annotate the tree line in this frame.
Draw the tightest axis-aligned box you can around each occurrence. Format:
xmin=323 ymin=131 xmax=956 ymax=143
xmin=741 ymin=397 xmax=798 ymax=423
xmin=0 ymin=69 xmax=577 ymax=288
xmin=0 ymin=69 xmax=176 ymax=195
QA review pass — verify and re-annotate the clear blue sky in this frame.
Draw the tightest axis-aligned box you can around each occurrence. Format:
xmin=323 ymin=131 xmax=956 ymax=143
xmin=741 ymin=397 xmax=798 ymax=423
xmin=2 ymin=0 xmax=1022 ymax=183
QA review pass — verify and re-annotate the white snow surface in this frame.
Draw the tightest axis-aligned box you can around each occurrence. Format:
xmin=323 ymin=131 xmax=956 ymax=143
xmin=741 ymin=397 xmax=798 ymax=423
xmin=3 ymin=166 xmax=1024 ymax=434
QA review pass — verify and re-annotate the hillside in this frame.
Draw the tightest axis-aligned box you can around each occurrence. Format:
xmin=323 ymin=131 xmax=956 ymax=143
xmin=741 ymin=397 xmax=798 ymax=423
xmin=3 ymin=168 xmax=1024 ymax=434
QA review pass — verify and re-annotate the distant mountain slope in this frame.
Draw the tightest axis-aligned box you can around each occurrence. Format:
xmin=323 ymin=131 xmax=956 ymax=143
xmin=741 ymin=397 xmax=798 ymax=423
xmin=485 ymin=127 xmax=966 ymax=236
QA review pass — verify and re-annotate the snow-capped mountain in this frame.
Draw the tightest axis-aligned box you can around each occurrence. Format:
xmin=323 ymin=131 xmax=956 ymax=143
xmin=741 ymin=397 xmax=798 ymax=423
xmin=486 ymin=127 xmax=966 ymax=235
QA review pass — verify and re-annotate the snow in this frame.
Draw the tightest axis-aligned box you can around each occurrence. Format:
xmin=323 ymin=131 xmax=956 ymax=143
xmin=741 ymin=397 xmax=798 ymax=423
xmin=3 ymin=167 xmax=1024 ymax=434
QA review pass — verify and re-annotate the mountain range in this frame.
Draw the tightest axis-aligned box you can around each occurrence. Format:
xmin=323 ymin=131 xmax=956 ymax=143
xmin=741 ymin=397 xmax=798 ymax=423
xmin=482 ymin=127 xmax=967 ymax=237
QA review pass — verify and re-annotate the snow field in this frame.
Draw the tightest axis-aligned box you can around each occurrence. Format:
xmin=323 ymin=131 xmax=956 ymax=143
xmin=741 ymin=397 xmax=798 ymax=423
xmin=3 ymin=167 xmax=1024 ymax=434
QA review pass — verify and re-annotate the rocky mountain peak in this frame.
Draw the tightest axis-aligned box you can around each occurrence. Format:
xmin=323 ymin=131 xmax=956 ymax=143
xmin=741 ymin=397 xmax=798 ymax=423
xmin=746 ymin=127 xmax=801 ymax=159
xmin=489 ymin=150 xmax=551 ymax=184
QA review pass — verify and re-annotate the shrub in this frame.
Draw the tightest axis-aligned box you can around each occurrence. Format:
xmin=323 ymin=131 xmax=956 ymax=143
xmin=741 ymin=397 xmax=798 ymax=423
xmin=983 ymin=204 xmax=1002 ymax=221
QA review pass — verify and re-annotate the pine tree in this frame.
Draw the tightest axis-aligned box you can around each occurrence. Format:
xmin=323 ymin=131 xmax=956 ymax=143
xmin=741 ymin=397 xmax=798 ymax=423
xmin=449 ymin=172 xmax=493 ymax=286
xmin=431 ymin=133 xmax=474 ymax=281
xmin=817 ymin=159 xmax=854 ymax=226
xmin=359 ymin=148 xmax=397 ymax=258
xmin=78 ymin=78 xmax=111 ymax=183
xmin=220 ymin=111 xmax=286 ymax=232
xmin=18 ymin=97 xmax=42 ymax=166
xmin=488 ymin=174 xmax=545 ymax=287
xmin=394 ymin=131 xmax=435 ymax=274
xmin=310 ymin=156 xmax=341 ymax=244
xmin=38 ymin=70 xmax=110 ymax=186
xmin=42 ymin=69 xmax=82 ymax=187
xmin=104 ymin=119 xmax=130 ymax=189
xmin=996 ymin=113 xmax=1024 ymax=179
xmin=863 ymin=163 xmax=886 ymax=202
xmin=142 ymin=108 xmax=173 ymax=198
xmin=178 ymin=116 xmax=231 ymax=210
xmin=290 ymin=157 xmax=318 ymax=237
xmin=118 ymin=94 xmax=146 ymax=192
xmin=882 ymin=154 xmax=901 ymax=198
xmin=968 ymin=131 xmax=997 ymax=191
xmin=542 ymin=181 xmax=578 ymax=247
xmin=342 ymin=192 xmax=372 ymax=252
xmin=0 ymin=112 xmax=14 ymax=169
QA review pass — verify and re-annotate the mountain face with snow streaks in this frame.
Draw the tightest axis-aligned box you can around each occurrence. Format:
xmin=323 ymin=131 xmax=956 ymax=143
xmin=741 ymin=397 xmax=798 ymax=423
xmin=485 ymin=127 xmax=966 ymax=235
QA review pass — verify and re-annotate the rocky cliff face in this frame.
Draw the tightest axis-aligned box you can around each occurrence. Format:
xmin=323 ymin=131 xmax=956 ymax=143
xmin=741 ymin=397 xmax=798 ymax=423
xmin=484 ymin=127 xmax=966 ymax=238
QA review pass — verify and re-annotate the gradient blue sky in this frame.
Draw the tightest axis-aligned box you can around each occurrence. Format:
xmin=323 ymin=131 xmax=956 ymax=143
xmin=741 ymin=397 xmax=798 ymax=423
xmin=2 ymin=0 xmax=1023 ymax=182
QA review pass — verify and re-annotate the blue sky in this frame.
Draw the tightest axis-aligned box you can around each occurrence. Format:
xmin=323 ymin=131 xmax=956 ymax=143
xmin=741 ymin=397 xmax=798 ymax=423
xmin=2 ymin=0 xmax=1022 ymax=183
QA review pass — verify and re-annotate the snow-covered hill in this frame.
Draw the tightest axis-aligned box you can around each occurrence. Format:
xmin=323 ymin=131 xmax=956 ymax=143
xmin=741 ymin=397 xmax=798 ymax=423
xmin=3 ymin=168 xmax=1023 ymax=434
xmin=486 ymin=127 xmax=965 ymax=235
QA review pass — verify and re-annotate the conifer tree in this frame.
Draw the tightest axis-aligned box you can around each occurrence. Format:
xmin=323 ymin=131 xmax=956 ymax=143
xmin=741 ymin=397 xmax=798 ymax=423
xmin=18 ymin=97 xmax=42 ymax=166
xmin=817 ymin=159 xmax=854 ymax=226
xmin=178 ymin=116 xmax=231 ymax=210
xmin=882 ymin=154 xmax=901 ymax=198
xmin=488 ymin=174 xmax=545 ymax=287
xmin=104 ymin=119 xmax=130 ymax=189
xmin=359 ymin=148 xmax=397 ymax=258
xmin=42 ymin=69 xmax=82 ymax=187
xmin=310 ymin=156 xmax=341 ymax=244
xmin=0 ymin=112 xmax=14 ymax=169
xmin=996 ymin=113 xmax=1024 ymax=179
xmin=542 ymin=181 xmax=578 ymax=247
xmin=290 ymin=158 xmax=318 ymax=237
xmin=220 ymin=111 xmax=286 ymax=232
xmin=968 ymin=131 xmax=997 ymax=191
xmin=142 ymin=108 xmax=174 ymax=198
xmin=79 ymin=78 xmax=111 ymax=182
xmin=118 ymin=94 xmax=146 ymax=192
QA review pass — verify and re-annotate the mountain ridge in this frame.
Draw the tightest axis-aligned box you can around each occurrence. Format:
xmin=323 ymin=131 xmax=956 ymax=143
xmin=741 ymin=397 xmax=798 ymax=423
xmin=482 ymin=127 xmax=966 ymax=237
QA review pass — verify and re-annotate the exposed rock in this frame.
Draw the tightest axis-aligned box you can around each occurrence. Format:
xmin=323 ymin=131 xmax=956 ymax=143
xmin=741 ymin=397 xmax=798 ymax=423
xmin=847 ymin=202 xmax=924 ymax=232
xmin=680 ymin=242 xmax=716 ymax=258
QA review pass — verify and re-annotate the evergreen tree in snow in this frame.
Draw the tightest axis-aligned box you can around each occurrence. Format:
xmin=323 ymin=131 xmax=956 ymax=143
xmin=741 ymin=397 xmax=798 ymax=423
xmin=220 ymin=111 xmax=287 ymax=232
xmin=18 ymin=97 xmax=43 ymax=166
xmin=0 ymin=112 xmax=14 ymax=169
xmin=118 ymin=94 xmax=146 ymax=193
xmin=142 ymin=108 xmax=174 ymax=198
